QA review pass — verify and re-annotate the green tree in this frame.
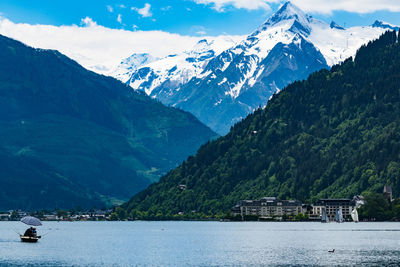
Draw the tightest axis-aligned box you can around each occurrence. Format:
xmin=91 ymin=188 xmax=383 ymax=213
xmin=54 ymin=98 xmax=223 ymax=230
xmin=359 ymin=193 xmax=393 ymax=221
xmin=115 ymin=207 xmax=127 ymax=220
xmin=10 ymin=210 xmax=19 ymax=221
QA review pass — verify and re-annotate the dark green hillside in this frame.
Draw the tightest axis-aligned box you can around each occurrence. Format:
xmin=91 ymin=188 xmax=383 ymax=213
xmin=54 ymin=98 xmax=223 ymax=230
xmin=124 ymin=31 xmax=400 ymax=219
xmin=0 ymin=148 xmax=102 ymax=210
xmin=0 ymin=35 xmax=216 ymax=210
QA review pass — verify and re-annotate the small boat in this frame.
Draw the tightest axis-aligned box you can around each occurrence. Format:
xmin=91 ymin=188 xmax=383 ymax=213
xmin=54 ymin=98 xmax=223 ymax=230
xmin=20 ymin=216 xmax=43 ymax=243
xmin=20 ymin=235 xmax=41 ymax=243
xmin=328 ymin=249 xmax=335 ymax=253
xmin=351 ymin=208 xmax=359 ymax=223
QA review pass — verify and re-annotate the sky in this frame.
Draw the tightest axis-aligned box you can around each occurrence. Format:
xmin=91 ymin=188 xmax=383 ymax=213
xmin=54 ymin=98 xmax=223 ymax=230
xmin=1 ymin=0 xmax=400 ymax=36
xmin=0 ymin=0 xmax=399 ymax=74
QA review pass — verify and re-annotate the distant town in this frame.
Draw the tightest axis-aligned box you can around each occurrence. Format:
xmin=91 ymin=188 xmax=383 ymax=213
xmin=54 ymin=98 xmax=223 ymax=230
xmin=0 ymin=186 xmax=396 ymax=222
xmin=0 ymin=208 xmax=115 ymax=222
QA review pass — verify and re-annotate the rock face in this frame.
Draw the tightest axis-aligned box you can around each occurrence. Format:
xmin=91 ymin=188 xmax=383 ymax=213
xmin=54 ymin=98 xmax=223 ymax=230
xmin=115 ymin=2 xmax=391 ymax=134
xmin=372 ymin=20 xmax=400 ymax=31
xmin=0 ymin=34 xmax=217 ymax=210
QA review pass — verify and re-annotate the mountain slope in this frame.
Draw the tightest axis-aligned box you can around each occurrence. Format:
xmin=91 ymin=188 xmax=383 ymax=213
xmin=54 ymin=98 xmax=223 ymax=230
xmin=0 ymin=34 xmax=216 ymax=210
xmin=372 ymin=20 xmax=400 ymax=31
xmin=173 ymin=34 xmax=328 ymax=133
xmin=110 ymin=53 xmax=158 ymax=84
xmin=115 ymin=2 xmax=389 ymax=134
xmin=0 ymin=148 xmax=101 ymax=210
xmin=120 ymin=37 xmax=240 ymax=97
xmin=123 ymin=30 xmax=400 ymax=219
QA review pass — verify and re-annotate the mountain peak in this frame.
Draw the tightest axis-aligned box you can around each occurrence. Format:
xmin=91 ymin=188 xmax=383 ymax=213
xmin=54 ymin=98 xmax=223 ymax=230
xmin=120 ymin=53 xmax=155 ymax=66
xmin=258 ymin=1 xmax=311 ymax=36
xmin=193 ymin=38 xmax=212 ymax=50
xmin=197 ymin=39 xmax=209 ymax=45
xmin=372 ymin=20 xmax=399 ymax=31
xmin=185 ymin=38 xmax=215 ymax=59
xmin=267 ymin=1 xmax=309 ymax=26
xmin=110 ymin=53 xmax=157 ymax=81
xmin=330 ymin=21 xmax=345 ymax=30
xmin=278 ymin=1 xmax=301 ymax=14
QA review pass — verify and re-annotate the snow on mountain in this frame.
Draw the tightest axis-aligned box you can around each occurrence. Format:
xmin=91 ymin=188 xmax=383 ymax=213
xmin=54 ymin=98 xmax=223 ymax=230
xmin=117 ymin=36 xmax=242 ymax=96
xmin=110 ymin=53 xmax=158 ymax=82
xmin=372 ymin=20 xmax=399 ymax=31
xmin=113 ymin=1 xmax=394 ymax=134
xmin=309 ymin=23 xmax=387 ymax=67
xmin=330 ymin=21 xmax=345 ymax=30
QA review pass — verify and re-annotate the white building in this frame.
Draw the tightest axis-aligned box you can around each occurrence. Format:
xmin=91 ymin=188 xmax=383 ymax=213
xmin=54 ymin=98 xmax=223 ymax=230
xmin=232 ymin=197 xmax=303 ymax=219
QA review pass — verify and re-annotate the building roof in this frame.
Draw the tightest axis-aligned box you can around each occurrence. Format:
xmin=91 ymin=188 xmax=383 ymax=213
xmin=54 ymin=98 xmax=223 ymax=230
xmin=315 ymin=199 xmax=356 ymax=206
xmin=238 ymin=197 xmax=302 ymax=207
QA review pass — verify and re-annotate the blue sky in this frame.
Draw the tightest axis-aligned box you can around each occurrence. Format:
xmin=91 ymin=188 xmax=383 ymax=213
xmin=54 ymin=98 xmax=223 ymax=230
xmin=0 ymin=0 xmax=399 ymax=36
xmin=1 ymin=0 xmax=399 ymax=75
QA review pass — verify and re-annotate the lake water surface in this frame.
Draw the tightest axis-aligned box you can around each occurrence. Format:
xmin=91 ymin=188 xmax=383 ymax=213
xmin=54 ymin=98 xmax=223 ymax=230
xmin=0 ymin=221 xmax=400 ymax=266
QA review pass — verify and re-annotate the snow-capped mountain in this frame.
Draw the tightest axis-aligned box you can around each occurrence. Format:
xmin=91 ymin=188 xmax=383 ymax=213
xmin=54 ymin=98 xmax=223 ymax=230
xmin=118 ymin=37 xmax=241 ymax=97
xmin=372 ymin=20 xmax=400 ymax=31
xmin=110 ymin=53 xmax=158 ymax=83
xmin=114 ymin=1 xmax=394 ymax=134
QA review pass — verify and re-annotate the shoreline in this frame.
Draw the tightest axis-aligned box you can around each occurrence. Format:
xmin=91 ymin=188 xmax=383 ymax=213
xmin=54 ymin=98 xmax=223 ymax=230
xmin=1 ymin=219 xmax=396 ymax=223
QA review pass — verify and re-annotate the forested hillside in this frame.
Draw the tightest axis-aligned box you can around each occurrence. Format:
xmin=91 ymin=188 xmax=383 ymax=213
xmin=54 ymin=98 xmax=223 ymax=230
xmin=0 ymin=35 xmax=216 ymax=210
xmin=123 ymin=30 xmax=400 ymax=219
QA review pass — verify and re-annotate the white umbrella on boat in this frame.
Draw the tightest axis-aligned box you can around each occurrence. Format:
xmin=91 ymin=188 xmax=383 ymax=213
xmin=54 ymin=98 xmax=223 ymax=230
xmin=20 ymin=216 xmax=42 ymax=226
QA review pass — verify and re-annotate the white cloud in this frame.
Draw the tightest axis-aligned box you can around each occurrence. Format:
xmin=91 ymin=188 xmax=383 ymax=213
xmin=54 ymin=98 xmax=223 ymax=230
xmin=120 ymin=4 xmax=126 ymax=9
xmin=0 ymin=16 xmax=206 ymax=75
xmin=80 ymin=17 xmax=97 ymax=27
xmin=193 ymin=0 xmax=400 ymax=13
xmin=117 ymin=14 xmax=122 ymax=24
xmin=132 ymin=3 xmax=152 ymax=18
xmin=196 ymin=31 xmax=207 ymax=35
xmin=107 ymin=5 xmax=114 ymax=13
xmin=193 ymin=0 xmax=277 ymax=12
xmin=290 ymin=0 xmax=400 ymax=14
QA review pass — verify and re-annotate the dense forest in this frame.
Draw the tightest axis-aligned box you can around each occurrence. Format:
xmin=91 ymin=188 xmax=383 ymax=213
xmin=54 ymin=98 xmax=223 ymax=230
xmin=358 ymin=193 xmax=400 ymax=221
xmin=122 ymin=30 xmax=400 ymax=220
xmin=0 ymin=35 xmax=216 ymax=210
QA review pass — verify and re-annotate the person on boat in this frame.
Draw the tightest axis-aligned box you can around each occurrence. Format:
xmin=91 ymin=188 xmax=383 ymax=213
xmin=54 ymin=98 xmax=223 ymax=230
xmin=23 ymin=227 xmax=37 ymax=237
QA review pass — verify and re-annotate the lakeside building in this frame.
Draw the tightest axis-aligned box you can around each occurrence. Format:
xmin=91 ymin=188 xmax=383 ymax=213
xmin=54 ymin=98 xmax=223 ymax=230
xmin=310 ymin=198 xmax=357 ymax=221
xmin=232 ymin=197 xmax=303 ymax=219
xmin=0 ymin=213 xmax=10 ymax=221
xmin=43 ymin=214 xmax=58 ymax=220
xmin=232 ymin=196 xmax=364 ymax=221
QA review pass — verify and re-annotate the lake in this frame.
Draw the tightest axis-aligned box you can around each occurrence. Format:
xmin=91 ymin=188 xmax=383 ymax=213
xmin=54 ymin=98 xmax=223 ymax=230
xmin=0 ymin=221 xmax=400 ymax=266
